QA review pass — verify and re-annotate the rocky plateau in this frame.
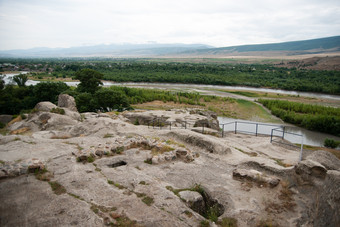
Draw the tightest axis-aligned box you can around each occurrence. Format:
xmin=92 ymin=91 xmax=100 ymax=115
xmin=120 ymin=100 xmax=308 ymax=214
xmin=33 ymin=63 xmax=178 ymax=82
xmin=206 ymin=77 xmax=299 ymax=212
xmin=0 ymin=94 xmax=339 ymax=227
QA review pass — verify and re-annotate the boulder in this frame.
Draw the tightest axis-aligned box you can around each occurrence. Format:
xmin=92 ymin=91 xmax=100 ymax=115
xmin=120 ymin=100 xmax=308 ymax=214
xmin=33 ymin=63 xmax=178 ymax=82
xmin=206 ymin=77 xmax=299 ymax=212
xmin=193 ymin=119 xmax=219 ymax=131
xmin=306 ymin=150 xmax=340 ymax=170
xmin=295 ymin=159 xmax=327 ymax=179
xmin=34 ymin=102 xmax=57 ymax=112
xmin=58 ymin=94 xmax=78 ymax=112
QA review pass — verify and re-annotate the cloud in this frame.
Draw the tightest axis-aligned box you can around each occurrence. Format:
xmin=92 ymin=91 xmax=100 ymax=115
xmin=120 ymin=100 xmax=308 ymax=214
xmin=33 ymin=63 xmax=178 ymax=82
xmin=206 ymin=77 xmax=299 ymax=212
xmin=0 ymin=0 xmax=339 ymax=50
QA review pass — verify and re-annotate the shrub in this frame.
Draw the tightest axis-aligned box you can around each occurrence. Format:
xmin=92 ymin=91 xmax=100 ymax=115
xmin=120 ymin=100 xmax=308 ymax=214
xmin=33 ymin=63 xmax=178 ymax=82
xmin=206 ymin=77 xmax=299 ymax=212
xmin=50 ymin=107 xmax=65 ymax=115
xmin=324 ymin=138 xmax=339 ymax=148
xmin=141 ymin=196 xmax=154 ymax=206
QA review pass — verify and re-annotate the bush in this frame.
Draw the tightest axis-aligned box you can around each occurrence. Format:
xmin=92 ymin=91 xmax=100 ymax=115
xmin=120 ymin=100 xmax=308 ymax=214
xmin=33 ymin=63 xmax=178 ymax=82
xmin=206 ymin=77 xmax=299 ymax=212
xmin=324 ymin=138 xmax=340 ymax=148
xmin=50 ymin=107 xmax=65 ymax=115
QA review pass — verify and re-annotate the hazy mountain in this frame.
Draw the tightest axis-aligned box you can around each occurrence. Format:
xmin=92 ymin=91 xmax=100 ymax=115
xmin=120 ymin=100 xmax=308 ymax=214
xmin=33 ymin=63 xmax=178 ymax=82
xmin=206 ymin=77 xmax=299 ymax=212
xmin=0 ymin=43 xmax=212 ymax=58
xmin=181 ymin=36 xmax=340 ymax=57
xmin=0 ymin=36 xmax=339 ymax=58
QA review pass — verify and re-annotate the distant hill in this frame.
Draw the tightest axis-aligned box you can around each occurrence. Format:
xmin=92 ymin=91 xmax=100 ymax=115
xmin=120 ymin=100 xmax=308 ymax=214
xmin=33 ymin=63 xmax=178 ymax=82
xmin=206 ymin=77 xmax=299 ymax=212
xmin=0 ymin=43 xmax=212 ymax=58
xmin=181 ymin=36 xmax=340 ymax=57
xmin=0 ymin=36 xmax=339 ymax=58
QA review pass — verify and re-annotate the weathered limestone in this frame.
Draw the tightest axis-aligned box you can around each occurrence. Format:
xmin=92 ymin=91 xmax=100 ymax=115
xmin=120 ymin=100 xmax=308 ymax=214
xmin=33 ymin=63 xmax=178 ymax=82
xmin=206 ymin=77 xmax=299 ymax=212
xmin=295 ymin=159 xmax=328 ymax=181
xmin=0 ymin=158 xmax=45 ymax=179
xmin=313 ymin=170 xmax=340 ymax=227
xmin=123 ymin=109 xmax=220 ymax=130
xmin=306 ymin=150 xmax=340 ymax=171
xmin=34 ymin=102 xmax=58 ymax=112
xmin=167 ymin=130 xmax=231 ymax=154
xmin=232 ymin=168 xmax=280 ymax=187
xmin=58 ymin=94 xmax=78 ymax=112
xmin=179 ymin=191 xmax=205 ymax=214
xmin=1 ymin=106 xmax=340 ymax=227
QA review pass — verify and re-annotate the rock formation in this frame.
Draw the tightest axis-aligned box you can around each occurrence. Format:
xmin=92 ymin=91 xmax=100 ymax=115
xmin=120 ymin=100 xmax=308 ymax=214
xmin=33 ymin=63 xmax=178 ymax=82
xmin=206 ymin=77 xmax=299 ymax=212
xmin=0 ymin=96 xmax=339 ymax=226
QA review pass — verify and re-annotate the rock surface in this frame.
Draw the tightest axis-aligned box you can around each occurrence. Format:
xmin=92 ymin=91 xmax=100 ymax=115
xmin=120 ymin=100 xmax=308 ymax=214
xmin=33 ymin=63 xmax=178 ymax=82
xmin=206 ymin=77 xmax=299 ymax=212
xmin=1 ymin=104 xmax=339 ymax=227
xmin=233 ymin=168 xmax=281 ymax=187
xmin=123 ymin=109 xmax=220 ymax=130
xmin=58 ymin=94 xmax=78 ymax=112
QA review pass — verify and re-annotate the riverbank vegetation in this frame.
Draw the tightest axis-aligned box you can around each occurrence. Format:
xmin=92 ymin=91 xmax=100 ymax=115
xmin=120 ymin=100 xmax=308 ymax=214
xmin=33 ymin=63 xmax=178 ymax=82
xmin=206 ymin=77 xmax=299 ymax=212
xmin=1 ymin=58 xmax=339 ymax=94
xmin=0 ymin=68 xmax=275 ymax=123
xmin=258 ymin=99 xmax=340 ymax=136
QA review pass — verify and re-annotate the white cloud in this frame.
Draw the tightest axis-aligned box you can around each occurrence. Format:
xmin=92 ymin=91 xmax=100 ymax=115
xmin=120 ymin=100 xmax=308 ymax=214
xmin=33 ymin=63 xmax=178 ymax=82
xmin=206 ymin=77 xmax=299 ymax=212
xmin=0 ymin=0 xmax=339 ymax=50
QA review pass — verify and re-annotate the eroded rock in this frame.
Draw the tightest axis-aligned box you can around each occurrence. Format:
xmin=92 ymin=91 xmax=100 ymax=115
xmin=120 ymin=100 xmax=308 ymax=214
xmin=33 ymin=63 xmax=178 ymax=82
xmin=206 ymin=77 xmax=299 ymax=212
xmin=58 ymin=94 xmax=78 ymax=112
xmin=233 ymin=168 xmax=280 ymax=187
xmin=168 ymin=130 xmax=231 ymax=154
xmin=179 ymin=191 xmax=205 ymax=215
xmin=306 ymin=150 xmax=340 ymax=171
xmin=34 ymin=102 xmax=58 ymax=112
xmin=295 ymin=159 xmax=327 ymax=180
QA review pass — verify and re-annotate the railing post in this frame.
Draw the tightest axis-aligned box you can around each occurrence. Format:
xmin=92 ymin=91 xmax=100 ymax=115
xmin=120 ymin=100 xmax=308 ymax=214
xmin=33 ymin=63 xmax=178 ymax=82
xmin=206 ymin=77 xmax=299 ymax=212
xmin=256 ymin=123 xmax=258 ymax=136
xmin=299 ymin=137 xmax=303 ymax=162
xmin=270 ymin=129 xmax=273 ymax=143
xmin=222 ymin=124 xmax=224 ymax=138
xmin=235 ymin=122 xmax=237 ymax=134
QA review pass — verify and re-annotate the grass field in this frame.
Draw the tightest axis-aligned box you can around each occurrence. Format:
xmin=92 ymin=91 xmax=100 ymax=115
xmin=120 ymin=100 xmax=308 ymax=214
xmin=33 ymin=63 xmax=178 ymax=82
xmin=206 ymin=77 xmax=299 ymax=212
xmin=133 ymin=97 xmax=281 ymax=123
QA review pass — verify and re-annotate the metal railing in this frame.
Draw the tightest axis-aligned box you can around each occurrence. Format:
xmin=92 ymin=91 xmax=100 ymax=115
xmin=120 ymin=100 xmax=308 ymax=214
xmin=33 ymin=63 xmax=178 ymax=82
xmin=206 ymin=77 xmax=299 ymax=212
xmin=271 ymin=127 xmax=304 ymax=162
xmin=219 ymin=121 xmax=284 ymax=137
xmin=146 ymin=118 xmax=210 ymax=134
xmin=220 ymin=121 xmax=304 ymax=161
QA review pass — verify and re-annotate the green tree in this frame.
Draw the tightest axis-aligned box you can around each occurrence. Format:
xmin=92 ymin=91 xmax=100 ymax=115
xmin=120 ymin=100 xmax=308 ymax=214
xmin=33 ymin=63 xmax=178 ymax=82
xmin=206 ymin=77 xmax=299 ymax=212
xmin=0 ymin=75 xmax=4 ymax=90
xmin=74 ymin=69 xmax=103 ymax=93
xmin=94 ymin=89 xmax=129 ymax=111
xmin=33 ymin=82 xmax=69 ymax=103
xmin=13 ymin=74 xmax=28 ymax=87
xmin=75 ymin=92 xmax=96 ymax=112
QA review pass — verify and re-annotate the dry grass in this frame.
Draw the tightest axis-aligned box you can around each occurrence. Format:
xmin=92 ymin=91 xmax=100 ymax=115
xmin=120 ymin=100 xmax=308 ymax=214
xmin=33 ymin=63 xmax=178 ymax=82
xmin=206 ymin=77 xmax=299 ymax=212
xmin=234 ymin=147 xmax=258 ymax=157
xmin=7 ymin=115 xmax=22 ymax=126
xmin=10 ymin=127 xmax=30 ymax=135
xmin=272 ymin=158 xmax=293 ymax=167
xmin=48 ymin=181 xmax=66 ymax=195
xmin=256 ymin=218 xmax=280 ymax=227
xmin=264 ymin=180 xmax=296 ymax=214
xmin=50 ymin=135 xmax=72 ymax=139
xmin=132 ymin=98 xmax=277 ymax=122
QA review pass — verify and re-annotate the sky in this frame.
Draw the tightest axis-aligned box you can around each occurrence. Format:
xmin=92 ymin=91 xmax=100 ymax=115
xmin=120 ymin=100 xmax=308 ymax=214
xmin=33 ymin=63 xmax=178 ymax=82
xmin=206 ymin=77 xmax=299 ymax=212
xmin=0 ymin=0 xmax=339 ymax=50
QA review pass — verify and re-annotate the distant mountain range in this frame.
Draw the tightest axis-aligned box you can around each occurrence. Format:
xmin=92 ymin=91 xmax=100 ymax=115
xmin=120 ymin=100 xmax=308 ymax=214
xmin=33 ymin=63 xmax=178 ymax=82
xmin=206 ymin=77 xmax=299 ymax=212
xmin=0 ymin=36 xmax=339 ymax=58
xmin=182 ymin=36 xmax=340 ymax=57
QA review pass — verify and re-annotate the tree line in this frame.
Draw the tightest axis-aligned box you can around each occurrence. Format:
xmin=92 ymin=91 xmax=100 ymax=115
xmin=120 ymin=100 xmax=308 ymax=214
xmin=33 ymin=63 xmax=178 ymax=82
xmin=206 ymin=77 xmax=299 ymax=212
xmin=1 ymin=58 xmax=339 ymax=94
xmin=258 ymin=99 xmax=340 ymax=136
xmin=0 ymin=69 xmax=218 ymax=116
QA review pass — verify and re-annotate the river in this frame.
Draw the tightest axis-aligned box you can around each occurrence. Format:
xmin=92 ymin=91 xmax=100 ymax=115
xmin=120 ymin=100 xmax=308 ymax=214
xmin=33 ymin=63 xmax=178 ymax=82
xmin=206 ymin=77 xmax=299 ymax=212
xmin=218 ymin=117 xmax=340 ymax=147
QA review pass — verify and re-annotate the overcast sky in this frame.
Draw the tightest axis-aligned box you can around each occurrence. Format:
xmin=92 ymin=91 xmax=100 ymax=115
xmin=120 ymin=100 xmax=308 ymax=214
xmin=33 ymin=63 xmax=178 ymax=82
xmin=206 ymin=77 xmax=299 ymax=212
xmin=0 ymin=0 xmax=339 ymax=50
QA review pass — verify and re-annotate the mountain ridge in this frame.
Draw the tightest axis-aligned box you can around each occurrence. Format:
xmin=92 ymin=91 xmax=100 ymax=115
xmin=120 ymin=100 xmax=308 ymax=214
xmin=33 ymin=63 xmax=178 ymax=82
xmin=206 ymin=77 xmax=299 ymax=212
xmin=0 ymin=36 xmax=339 ymax=58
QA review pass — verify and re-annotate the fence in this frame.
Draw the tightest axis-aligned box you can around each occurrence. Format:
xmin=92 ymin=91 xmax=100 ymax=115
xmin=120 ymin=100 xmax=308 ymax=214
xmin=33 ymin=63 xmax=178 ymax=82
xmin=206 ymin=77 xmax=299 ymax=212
xmin=219 ymin=121 xmax=285 ymax=137
xmin=145 ymin=118 xmax=304 ymax=161
xmin=220 ymin=121 xmax=304 ymax=161
xmin=147 ymin=118 xmax=211 ymax=134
